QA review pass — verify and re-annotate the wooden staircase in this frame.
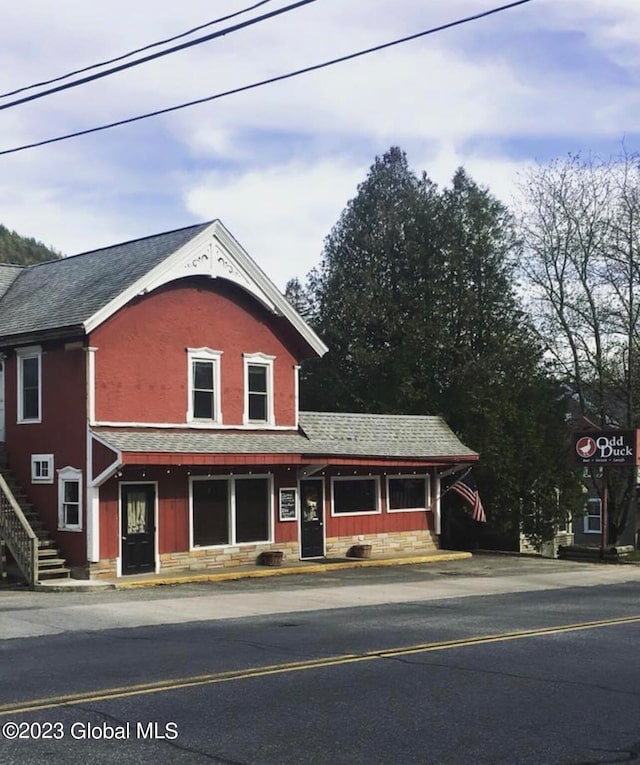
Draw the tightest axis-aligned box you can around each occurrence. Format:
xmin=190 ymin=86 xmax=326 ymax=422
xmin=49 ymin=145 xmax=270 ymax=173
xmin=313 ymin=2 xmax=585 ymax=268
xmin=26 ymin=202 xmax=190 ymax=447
xmin=0 ymin=450 xmax=70 ymax=585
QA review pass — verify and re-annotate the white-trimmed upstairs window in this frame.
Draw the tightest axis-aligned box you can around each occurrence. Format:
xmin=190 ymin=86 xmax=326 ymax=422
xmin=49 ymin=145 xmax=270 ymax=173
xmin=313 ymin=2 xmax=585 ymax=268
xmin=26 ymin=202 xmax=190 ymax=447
xmin=387 ymin=475 xmax=429 ymax=513
xmin=187 ymin=348 xmax=223 ymax=424
xmin=17 ymin=346 xmax=42 ymax=423
xmin=31 ymin=454 xmax=54 ymax=484
xmin=584 ymin=498 xmax=602 ymax=534
xmin=244 ymin=353 xmax=275 ymax=425
xmin=58 ymin=466 xmax=82 ymax=532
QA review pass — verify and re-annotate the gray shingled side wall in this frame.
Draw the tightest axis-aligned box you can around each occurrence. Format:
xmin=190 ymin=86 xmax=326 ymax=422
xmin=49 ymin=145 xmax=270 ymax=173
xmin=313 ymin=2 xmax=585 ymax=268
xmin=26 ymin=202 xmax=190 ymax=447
xmin=0 ymin=264 xmax=23 ymax=300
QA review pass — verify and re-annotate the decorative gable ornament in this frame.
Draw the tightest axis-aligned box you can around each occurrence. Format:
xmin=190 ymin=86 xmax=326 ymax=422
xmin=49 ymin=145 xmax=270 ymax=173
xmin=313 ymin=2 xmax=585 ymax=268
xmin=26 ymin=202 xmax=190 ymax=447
xmin=140 ymin=223 xmax=277 ymax=313
xmin=82 ymin=220 xmax=327 ymax=356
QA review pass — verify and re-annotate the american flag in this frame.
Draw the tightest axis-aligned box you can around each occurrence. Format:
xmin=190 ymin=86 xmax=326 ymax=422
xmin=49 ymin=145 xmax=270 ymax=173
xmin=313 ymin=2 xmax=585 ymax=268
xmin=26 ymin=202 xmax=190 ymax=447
xmin=451 ymin=471 xmax=486 ymax=523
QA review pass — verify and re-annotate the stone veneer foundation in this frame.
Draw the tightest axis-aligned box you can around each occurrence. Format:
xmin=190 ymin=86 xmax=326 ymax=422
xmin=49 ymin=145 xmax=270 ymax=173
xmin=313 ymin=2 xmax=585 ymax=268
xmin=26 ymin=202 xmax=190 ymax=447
xmin=87 ymin=530 xmax=439 ymax=579
xmin=325 ymin=529 xmax=438 ymax=558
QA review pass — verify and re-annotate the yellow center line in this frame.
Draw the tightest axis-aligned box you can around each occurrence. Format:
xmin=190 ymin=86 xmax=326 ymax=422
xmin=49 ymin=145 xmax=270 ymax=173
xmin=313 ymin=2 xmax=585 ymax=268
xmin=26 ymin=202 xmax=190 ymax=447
xmin=2 ymin=614 xmax=639 ymax=716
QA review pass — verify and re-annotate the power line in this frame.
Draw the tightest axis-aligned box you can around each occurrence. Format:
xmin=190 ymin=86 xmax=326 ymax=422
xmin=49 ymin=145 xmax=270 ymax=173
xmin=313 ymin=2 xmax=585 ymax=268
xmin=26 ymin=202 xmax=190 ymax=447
xmin=0 ymin=0 xmax=275 ymax=100
xmin=0 ymin=0 xmax=319 ymax=112
xmin=0 ymin=0 xmax=535 ymax=158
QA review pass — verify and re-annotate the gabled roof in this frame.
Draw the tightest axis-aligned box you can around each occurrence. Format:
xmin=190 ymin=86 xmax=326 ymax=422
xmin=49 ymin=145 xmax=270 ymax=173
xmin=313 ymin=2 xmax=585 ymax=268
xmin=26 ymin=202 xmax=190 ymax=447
xmin=92 ymin=411 xmax=478 ymax=462
xmin=0 ymin=223 xmax=209 ymax=339
xmin=0 ymin=220 xmax=328 ymax=356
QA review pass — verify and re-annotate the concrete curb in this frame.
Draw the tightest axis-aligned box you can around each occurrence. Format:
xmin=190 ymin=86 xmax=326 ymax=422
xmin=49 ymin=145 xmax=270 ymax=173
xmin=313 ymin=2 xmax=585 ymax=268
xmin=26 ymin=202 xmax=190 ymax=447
xmin=34 ymin=580 xmax=117 ymax=593
xmin=34 ymin=552 xmax=473 ymax=592
xmin=115 ymin=551 xmax=473 ymax=589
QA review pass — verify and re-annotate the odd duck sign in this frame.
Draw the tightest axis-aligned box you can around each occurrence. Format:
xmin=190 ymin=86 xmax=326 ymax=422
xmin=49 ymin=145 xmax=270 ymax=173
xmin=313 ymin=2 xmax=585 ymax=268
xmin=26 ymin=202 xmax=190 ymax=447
xmin=574 ymin=430 xmax=640 ymax=466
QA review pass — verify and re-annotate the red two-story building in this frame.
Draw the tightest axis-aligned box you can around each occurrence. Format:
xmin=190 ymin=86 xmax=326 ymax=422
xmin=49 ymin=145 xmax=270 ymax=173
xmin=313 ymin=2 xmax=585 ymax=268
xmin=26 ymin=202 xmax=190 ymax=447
xmin=0 ymin=221 xmax=477 ymax=581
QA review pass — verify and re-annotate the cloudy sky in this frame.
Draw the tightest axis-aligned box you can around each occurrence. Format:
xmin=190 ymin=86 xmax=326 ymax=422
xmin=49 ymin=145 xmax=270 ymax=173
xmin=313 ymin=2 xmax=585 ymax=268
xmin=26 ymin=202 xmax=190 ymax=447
xmin=1 ymin=0 xmax=639 ymax=288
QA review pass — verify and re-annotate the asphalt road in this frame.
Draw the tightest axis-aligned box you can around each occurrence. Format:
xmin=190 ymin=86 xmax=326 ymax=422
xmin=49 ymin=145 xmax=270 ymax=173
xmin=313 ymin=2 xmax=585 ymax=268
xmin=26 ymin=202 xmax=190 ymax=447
xmin=1 ymin=556 xmax=639 ymax=764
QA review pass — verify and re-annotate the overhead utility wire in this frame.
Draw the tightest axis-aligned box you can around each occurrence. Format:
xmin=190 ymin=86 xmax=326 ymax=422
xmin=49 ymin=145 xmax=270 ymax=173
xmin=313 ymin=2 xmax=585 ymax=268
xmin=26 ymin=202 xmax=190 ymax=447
xmin=0 ymin=0 xmax=275 ymax=99
xmin=0 ymin=0 xmax=319 ymax=111
xmin=0 ymin=0 xmax=535 ymax=157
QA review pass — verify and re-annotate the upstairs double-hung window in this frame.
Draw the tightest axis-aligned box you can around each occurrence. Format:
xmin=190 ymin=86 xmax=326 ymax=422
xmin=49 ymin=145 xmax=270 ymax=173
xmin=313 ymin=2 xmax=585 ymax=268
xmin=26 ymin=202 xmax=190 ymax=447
xmin=244 ymin=353 xmax=275 ymax=425
xmin=187 ymin=349 xmax=222 ymax=423
xmin=17 ymin=346 xmax=42 ymax=423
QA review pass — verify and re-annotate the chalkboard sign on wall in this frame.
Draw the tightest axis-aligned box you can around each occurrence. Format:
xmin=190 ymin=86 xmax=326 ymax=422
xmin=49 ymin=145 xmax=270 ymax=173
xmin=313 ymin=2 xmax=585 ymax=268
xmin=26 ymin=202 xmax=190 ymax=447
xmin=279 ymin=488 xmax=297 ymax=521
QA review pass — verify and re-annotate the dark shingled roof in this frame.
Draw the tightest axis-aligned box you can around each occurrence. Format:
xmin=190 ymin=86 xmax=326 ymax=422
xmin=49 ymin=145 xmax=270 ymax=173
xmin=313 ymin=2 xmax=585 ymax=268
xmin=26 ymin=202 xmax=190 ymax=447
xmin=0 ymin=222 xmax=211 ymax=339
xmin=0 ymin=264 xmax=23 ymax=299
xmin=93 ymin=412 xmax=477 ymax=461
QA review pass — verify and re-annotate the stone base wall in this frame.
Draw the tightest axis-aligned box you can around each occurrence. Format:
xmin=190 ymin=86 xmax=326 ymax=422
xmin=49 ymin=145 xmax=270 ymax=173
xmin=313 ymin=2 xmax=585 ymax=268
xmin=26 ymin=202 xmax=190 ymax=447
xmin=520 ymin=531 xmax=575 ymax=558
xmin=86 ymin=531 xmax=439 ymax=579
xmin=159 ymin=541 xmax=300 ymax=572
xmin=88 ymin=558 xmax=118 ymax=579
xmin=326 ymin=530 xmax=438 ymax=558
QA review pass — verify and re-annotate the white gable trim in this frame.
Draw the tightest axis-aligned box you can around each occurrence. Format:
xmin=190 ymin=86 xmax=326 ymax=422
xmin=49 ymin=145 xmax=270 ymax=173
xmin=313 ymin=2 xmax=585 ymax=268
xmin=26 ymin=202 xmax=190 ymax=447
xmin=83 ymin=220 xmax=328 ymax=357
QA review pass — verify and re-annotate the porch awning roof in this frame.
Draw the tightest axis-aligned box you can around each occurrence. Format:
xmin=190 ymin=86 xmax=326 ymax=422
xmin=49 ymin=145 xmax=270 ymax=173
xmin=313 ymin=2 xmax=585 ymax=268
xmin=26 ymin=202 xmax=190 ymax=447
xmin=92 ymin=411 xmax=477 ymax=462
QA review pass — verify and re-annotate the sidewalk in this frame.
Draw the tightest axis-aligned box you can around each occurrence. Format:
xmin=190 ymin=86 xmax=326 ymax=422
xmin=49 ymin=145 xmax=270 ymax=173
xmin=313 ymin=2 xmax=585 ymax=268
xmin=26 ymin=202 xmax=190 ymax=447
xmin=34 ymin=550 xmax=473 ymax=592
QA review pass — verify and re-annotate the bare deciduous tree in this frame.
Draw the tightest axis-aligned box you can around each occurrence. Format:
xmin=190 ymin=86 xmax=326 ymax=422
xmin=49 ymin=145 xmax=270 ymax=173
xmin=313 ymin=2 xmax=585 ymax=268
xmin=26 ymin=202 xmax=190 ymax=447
xmin=517 ymin=150 xmax=640 ymax=543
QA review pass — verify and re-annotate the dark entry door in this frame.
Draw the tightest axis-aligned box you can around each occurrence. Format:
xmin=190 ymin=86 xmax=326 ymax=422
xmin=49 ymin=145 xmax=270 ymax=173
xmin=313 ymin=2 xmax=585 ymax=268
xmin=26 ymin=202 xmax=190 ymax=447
xmin=121 ymin=484 xmax=156 ymax=575
xmin=300 ymin=479 xmax=325 ymax=559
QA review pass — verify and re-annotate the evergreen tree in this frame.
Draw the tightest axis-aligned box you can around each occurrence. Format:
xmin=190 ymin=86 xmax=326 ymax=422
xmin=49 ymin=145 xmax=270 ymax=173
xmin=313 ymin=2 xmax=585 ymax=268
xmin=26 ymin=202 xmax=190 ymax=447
xmin=299 ymin=147 xmax=582 ymax=541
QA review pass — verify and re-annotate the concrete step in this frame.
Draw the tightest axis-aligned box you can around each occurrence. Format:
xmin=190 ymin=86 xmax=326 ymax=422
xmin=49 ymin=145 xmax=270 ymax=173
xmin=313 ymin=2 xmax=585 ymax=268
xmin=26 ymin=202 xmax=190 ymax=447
xmin=39 ymin=557 xmax=68 ymax=570
xmin=38 ymin=548 xmax=62 ymax=559
xmin=38 ymin=567 xmax=71 ymax=580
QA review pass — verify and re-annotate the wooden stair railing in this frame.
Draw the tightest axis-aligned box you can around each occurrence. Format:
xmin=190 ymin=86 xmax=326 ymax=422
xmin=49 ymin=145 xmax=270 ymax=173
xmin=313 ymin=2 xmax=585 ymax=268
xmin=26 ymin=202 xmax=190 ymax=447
xmin=0 ymin=472 xmax=38 ymax=588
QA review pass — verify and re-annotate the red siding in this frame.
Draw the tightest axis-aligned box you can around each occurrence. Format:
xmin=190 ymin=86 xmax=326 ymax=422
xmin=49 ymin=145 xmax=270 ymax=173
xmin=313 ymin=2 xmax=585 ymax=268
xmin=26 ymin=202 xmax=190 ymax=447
xmin=98 ymin=465 xmax=433 ymax=560
xmin=4 ymin=344 xmax=88 ymax=566
xmin=99 ymin=479 xmax=119 ymax=560
xmin=92 ymin=437 xmax=120 ymax=481
xmin=273 ymin=469 xmax=299 ymax=544
xmin=99 ymin=465 xmax=299 ymax=558
xmin=322 ymin=469 xmax=433 ymax=537
xmin=90 ymin=279 xmax=300 ymax=426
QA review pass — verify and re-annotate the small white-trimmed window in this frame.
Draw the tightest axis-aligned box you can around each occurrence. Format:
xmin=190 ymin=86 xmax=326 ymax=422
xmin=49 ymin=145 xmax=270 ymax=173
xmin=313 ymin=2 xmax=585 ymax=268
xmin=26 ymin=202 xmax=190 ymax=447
xmin=31 ymin=454 xmax=54 ymax=484
xmin=584 ymin=498 xmax=602 ymax=534
xmin=331 ymin=476 xmax=380 ymax=516
xmin=387 ymin=475 xmax=429 ymax=513
xmin=187 ymin=348 xmax=223 ymax=423
xmin=243 ymin=353 xmax=275 ymax=425
xmin=58 ymin=467 xmax=82 ymax=532
xmin=17 ymin=346 xmax=42 ymax=423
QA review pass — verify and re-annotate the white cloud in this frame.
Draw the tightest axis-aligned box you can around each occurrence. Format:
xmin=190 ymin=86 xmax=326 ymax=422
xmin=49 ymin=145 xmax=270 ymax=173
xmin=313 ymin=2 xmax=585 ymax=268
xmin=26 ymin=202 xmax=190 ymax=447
xmin=0 ymin=0 xmax=638 ymax=284
xmin=185 ymin=157 xmax=364 ymax=288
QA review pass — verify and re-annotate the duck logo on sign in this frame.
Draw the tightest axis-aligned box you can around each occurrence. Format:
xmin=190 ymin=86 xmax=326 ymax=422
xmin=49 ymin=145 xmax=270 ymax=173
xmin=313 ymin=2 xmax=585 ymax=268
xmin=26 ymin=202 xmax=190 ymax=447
xmin=574 ymin=430 xmax=638 ymax=466
xmin=575 ymin=436 xmax=596 ymax=459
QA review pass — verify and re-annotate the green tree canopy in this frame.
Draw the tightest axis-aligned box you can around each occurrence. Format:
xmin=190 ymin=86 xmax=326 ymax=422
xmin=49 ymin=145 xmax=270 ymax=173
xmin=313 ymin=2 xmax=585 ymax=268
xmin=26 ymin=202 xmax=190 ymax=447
xmin=296 ymin=147 xmax=582 ymax=542
xmin=0 ymin=224 xmax=61 ymax=265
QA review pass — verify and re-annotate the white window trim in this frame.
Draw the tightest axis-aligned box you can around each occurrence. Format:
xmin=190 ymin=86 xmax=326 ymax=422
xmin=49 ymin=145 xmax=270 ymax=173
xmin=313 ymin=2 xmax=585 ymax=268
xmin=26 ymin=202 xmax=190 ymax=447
xmin=187 ymin=347 xmax=223 ymax=424
xmin=243 ymin=353 xmax=275 ymax=426
xmin=16 ymin=345 xmax=42 ymax=424
xmin=57 ymin=466 xmax=83 ymax=532
xmin=189 ymin=473 xmax=273 ymax=550
xmin=331 ymin=475 xmax=381 ymax=517
xmin=584 ymin=498 xmax=602 ymax=534
xmin=386 ymin=474 xmax=430 ymax=513
xmin=557 ymin=513 xmax=573 ymax=535
xmin=31 ymin=454 xmax=54 ymax=484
